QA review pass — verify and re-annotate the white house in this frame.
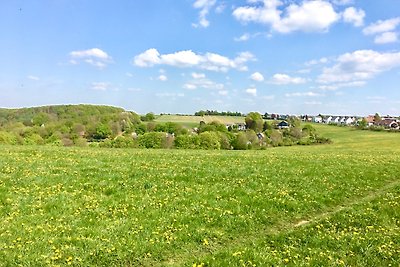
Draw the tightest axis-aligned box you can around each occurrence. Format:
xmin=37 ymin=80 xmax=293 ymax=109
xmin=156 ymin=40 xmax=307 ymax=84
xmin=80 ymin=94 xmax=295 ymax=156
xmin=345 ymin=117 xmax=355 ymax=125
xmin=313 ymin=116 xmax=323 ymax=123
xmin=325 ymin=116 xmax=333 ymax=124
xmin=333 ymin=117 xmax=340 ymax=124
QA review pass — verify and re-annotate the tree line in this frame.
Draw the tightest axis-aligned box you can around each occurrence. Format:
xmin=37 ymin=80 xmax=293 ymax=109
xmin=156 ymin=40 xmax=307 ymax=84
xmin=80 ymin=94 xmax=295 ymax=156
xmin=0 ymin=105 xmax=330 ymax=149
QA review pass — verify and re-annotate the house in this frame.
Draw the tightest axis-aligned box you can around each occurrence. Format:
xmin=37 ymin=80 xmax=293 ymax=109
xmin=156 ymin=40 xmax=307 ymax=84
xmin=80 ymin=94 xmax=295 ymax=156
xmin=236 ymin=123 xmax=246 ymax=131
xmin=313 ymin=116 xmax=323 ymax=123
xmin=376 ymin=119 xmax=399 ymax=129
xmin=332 ymin=117 xmax=340 ymax=124
xmin=344 ymin=117 xmax=355 ymax=125
xmin=365 ymin=115 xmax=375 ymax=126
xmin=324 ymin=116 xmax=333 ymax=124
xmin=277 ymin=121 xmax=290 ymax=129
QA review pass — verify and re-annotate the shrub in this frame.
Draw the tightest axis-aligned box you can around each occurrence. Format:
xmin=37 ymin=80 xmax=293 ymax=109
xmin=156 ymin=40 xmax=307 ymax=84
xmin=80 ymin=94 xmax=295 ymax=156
xmin=232 ymin=132 xmax=248 ymax=150
xmin=138 ymin=132 xmax=168 ymax=149
xmin=174 ymin=135 xmax=200 ymax=149
xmin=199 ymin=132 xmax=221 ymax=150
xmin=0 ymin=131 xmax=18 ymax=145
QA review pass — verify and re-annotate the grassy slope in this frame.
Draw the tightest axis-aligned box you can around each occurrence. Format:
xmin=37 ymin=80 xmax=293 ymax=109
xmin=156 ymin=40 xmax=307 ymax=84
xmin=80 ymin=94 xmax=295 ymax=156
xmin=0 ymin=125 xmax=399 ymax=266
xmin=155 ymin=115 xmax=245 ymax=126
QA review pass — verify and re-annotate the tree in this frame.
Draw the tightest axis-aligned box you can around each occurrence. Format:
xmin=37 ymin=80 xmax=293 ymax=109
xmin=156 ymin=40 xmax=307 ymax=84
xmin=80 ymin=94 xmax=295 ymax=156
xmin=93 ymin=123 xmax=112 ymax=140
xmin=245 ymin=112 xmax=263 ymax=132
xmin=142 ymin=112 xmax=155 ymax=121
xmin=374 ymin=113 xmax=381 ymax=122
xmin=358 ymin=118 xmax=368 ymax=129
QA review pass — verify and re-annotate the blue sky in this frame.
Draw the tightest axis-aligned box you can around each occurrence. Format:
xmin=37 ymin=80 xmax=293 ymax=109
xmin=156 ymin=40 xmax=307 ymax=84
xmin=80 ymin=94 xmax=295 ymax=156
xmin=1 ymin=0 xmax=400 ymax=115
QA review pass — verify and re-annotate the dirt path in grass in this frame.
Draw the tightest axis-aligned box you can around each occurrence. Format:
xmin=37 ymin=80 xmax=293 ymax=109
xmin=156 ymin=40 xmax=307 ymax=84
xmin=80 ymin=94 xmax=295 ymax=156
xmin=158 ymin=178 xmax=400 ymax=267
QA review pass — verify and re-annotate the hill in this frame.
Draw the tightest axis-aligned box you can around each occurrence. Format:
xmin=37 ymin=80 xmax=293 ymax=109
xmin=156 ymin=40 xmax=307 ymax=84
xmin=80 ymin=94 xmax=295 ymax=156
xmin=0 ymin=104 xmax=141 ymax=146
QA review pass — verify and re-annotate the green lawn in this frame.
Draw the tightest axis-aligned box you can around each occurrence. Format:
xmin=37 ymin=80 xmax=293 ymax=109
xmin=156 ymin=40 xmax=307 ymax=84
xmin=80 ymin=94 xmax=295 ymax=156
xmin=0 ymin=125 xmax=399 ymax=266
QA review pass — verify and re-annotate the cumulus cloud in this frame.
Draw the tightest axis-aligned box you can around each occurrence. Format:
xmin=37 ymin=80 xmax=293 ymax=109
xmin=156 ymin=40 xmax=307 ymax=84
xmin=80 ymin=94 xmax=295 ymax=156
xmin=133 ymin=49 xmax=255 ymax=72
xmin=275 ymin=1 xmax=340 ymax=33
xmin=270 ymin=73 xmax=307 ymax=85
xmin=363 ymin=17 xmax=400 ymax=35
xmin=158 ymin=75 xmax=168 ymax=81
xmin=342 ymin=7 xmax=365 ymax=27
xmin=193 ymin=0 xmax=217 ymax=28
xmin=318 ymin=50 xmax=400 ymax=84
xmin=234 ymin=33 xmax=251 ymax=42
xmin=246 ymin=87 xmax=257 ymax=96
xmin=233 ymin=0 xmax=341 ymax=33
xmin=374 ymin=32 xmax=398 ymax=44
xmin=69 ymin=48 xmax=112 ymax=68
xmin=250 ymin=72 xmax=264 ymax=82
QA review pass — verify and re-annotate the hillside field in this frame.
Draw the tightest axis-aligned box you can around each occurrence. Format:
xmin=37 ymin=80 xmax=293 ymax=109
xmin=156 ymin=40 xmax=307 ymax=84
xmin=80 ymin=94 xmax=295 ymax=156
xmin=154 ymin=115 xmax=245 ymax=127
xmin=0 ymin=124 xmax=399 ymax=266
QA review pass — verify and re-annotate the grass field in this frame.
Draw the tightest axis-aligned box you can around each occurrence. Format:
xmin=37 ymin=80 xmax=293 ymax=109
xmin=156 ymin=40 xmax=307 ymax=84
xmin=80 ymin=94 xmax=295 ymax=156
xmin=0 ymin=125 xmax=399 ymax=266
xmin=154 ymin=115 xmax=245 ymax=127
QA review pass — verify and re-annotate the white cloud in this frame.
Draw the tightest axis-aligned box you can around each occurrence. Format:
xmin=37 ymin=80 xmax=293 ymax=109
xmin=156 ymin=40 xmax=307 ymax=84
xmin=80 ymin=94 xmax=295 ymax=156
xmin=275 ymin=1 xmax=340 ymax=33
xmin=183 ymin=83 xmax=197 ymax=90
xmin=91 ymin=82 xmax=111 ymax=91
xmin=374 ymin=32 xmax=398 ymax=44
xmin=233 ymin=0 xmax=282 ymax=27
xmin=192 ymin=72 xmax=206 ymax=79
xmin=27 ymin=75 xmax=39 ymax=81
xmin=318 ymin=50 xmax=400 ymax=84
xmin=285 ymin=91 xmax=322 ymax=97
xmin=271 ymin=73 xmax=307 ymax=85
xmin=331 ymin=0 xmax=354 ymax=6
xmin=70 ymin=48 xmax=112 ymax=68
xmin=233 ymin=0 xmax=340 ymax=33
xmin=134 ymin=48 xmax=160 ymax=67
xmin=193 ymin=0 xmax=217 ymax=28
xmin=250 ymin=72 xmax=264 ymax=82
xmin=133 ymin=49 xmax=255 ymax=72
xmin=215 ymin=3 xmax=226 ymax=13
xmin=158 ymin=75 xmax=168 ymax=81
xmin=161 ymin=50 xmax=202 ymax=67
xmin=234 ymin=33 xmax=251 ymax=42
xmin=363 ymin=17 xmax=400 ymax=35
xmin=306 ymin=57 xmax=329 ymax=66
xmin=342 ymin=7 xmax=365 ymax=27
xmin=319 ymin=81 xmax=366 ymax=91
xmin=183 ymin=77 xmax=224 ymax=91
xmin=246 ymin=87 xmax=257 ymax=96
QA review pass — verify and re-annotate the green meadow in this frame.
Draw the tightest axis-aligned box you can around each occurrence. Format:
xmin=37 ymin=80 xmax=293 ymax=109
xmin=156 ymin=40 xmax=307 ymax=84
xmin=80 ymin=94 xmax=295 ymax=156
xmin=0 ymin=125 xmax=399 ymax=266
xmin=154 ymin=115 xmax=245 ymax=128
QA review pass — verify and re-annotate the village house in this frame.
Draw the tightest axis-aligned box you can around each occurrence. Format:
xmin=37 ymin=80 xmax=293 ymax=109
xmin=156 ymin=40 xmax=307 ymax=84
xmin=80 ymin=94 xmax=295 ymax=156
xmin=375 ymin=119 xmax=400 ymax=129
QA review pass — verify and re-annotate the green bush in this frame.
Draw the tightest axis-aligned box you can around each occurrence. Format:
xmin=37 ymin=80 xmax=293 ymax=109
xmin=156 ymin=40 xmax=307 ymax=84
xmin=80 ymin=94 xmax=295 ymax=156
xmin=0 ymin=131 xmax=18 ymax=145
xmin=232 ymin=132 xmax=248 ymax=150
xmin=199 ymin=132 xmax=221 ymax=150
xmin=138 ymin=132 xmax=170 ymax=149
xmin=174 ymin=135 xmax=200 ymax=149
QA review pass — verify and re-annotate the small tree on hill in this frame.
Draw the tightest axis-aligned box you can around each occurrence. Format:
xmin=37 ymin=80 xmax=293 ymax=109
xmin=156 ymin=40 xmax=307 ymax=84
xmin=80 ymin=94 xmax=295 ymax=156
xmin=245 ymin=112 xmax=263 ymax=132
